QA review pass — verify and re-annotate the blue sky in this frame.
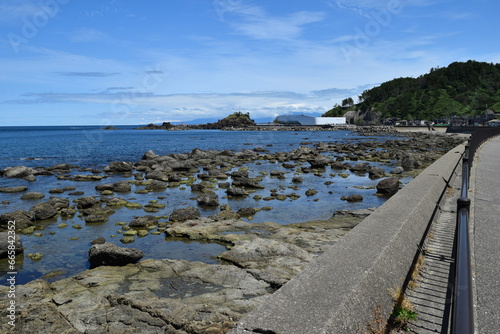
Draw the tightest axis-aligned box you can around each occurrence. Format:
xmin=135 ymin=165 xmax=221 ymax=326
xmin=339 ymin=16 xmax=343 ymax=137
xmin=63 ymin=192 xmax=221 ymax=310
xmin=1 ymin=0 xmax=499 ymax=126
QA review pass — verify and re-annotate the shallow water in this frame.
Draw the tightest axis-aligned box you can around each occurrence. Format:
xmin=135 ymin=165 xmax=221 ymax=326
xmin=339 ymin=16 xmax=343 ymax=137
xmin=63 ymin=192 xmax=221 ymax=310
xmin=0 ymin=127 xmax=407 ymax=285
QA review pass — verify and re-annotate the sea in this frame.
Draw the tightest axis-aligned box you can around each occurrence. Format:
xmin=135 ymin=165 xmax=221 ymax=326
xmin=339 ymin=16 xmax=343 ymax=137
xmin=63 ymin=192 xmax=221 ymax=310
xmin=0 ymin=126 xmax=408 ymax=285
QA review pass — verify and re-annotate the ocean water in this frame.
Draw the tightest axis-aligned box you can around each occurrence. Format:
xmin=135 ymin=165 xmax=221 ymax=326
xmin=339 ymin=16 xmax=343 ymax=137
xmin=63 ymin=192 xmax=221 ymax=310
xmin=0 ymin=126 xmax=407 ymax=285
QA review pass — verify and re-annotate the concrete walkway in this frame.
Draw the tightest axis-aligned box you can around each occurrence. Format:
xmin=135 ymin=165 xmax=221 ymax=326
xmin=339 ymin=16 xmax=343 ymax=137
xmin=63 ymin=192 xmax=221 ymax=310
xmin=470 ymin=135 xmax=500 ymax=334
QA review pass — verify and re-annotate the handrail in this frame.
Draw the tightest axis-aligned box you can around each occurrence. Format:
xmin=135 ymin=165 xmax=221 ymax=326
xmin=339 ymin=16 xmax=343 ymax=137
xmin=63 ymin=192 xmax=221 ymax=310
xmin=451 ymin=127 xmax=500 ymax=334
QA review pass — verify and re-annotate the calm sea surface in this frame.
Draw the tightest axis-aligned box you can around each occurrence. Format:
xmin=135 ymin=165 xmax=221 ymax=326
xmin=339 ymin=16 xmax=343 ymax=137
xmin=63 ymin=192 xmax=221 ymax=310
xmin=0 ymin=126 xmax=407 ymax=285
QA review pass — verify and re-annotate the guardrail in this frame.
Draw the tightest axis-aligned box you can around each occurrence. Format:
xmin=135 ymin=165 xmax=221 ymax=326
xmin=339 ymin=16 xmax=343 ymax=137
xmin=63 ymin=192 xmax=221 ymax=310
xmin=451 ymin=127 xmax=500 ymax=334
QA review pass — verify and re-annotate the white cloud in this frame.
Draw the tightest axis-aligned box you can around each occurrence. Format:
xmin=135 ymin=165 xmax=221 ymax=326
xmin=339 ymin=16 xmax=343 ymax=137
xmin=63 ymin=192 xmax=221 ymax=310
xmin=213 ymin=0 xmax=325 ymax=40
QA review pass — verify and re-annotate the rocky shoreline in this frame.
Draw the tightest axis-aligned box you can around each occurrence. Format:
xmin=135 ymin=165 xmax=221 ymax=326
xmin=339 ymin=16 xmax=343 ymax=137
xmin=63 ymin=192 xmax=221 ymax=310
xmin=0 ymin=132 xmax=466 ymax=333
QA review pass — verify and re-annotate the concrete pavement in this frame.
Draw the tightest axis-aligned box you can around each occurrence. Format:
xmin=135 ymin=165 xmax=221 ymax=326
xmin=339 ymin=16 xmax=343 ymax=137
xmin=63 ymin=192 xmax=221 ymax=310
xmin=470 ymin=135 xmax=500 ymax=334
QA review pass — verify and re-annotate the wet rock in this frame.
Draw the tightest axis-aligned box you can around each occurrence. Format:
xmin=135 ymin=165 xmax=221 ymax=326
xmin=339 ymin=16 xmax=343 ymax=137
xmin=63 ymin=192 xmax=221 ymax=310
xmin=49 ymin=188 xmax=65 ymax=194
xmin=190 ymin=183 xmax=205 ymax=192
xmin=0 ymin=186 xmax=28 ymax=193
xmin=95 ymin=184 xmax=114 ymax=191
xmin=21 ymin=192 xmax=45 ymax=200
xmin=292 ymin=176 xmax=303 ymax=183
xmin=112 ymin=181 xmax=131 ymax=193
xmin=341 ymin=194 xmax=364 ymax=202
xmin=84 ymin=215 xmax=107 ymax=223
xmin=196 ymin=190 xmax=219 ymax=207
xmin=47 ymin=198 xmax=70 ymax=210
xmin=68 ymin=191 xmax=84 ymax=196
xmin=76 ymin=197 xmax=101 ymax=210
xmin=90 ymin=237 xmax=106 ymax=245
xmin=170 ymin=207 xmax=201 ymax=222
xmin=232 ymin=177 xmax=264 ymax=189
xmin=88 ymin=242 xmax=144 ymax=267
xmin=230 ymin=170 xmax=249 ymax=178
xmin=308 ymin=157 xmax=331 ymax=168
xmin=226 ymin=187 xmax=249 ymax=197
xmin=0 ymin=232 xmax=23 ymax=258
xmin=349 ymin=162 xmax=371 ymax=172
xmin=305 ymin=189 xmax=318 ymax=196
xmin=129 ymin=215 xmax=158 ymax=228
xmin=331 ymin=161 xmax=348 ymax=170
xmin=333 ymin=207 xmax=376 ymax=218
xmin=236 ymin=207 xmax=257 ymax=217
xmin=144 ymin=180 xmax=168 ymax=191
xmin=289 ymin=146 xmax=318 ymax=160
xmin=376 ymin=177 xmax=401 ymax=195
xmin=30 ymin=202 xmax=58 ymax=220
xmin=104 ymin=161 xmax=134 ymax=173
xmin=368 ymin=166 xmax=386 ymax=178
xmin=0 ymin=210 xmax=34 ymax=230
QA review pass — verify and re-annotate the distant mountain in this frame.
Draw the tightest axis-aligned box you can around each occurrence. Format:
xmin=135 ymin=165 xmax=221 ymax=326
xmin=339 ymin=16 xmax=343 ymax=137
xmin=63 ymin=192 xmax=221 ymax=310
xmin=323 ymin=60 xmax=500 ymax=123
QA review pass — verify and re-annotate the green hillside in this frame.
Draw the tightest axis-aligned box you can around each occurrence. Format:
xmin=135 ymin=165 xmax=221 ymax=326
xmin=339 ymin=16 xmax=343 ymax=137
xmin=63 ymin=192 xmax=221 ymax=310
xmin=323 ymin=60 xmax=500 ymax=121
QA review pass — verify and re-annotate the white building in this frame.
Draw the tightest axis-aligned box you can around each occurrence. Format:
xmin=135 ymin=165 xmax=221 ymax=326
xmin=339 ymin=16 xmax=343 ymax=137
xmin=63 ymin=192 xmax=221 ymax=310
xmin=276 ymin=115 xmax=346 ymax=126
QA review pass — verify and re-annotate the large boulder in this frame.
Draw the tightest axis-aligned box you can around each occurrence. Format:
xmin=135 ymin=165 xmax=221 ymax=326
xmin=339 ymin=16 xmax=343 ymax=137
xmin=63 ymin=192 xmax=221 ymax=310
xmin=170 ymin=207 xmax=201 ymax=222
xmin=308 ymin=157 xmax=331 ymax=168
xmin=104 ymin=161 xmax=134 ymax=173
xmin=145 ymin=170 xmax=169 ymax=182
xmin=3 ymin=166 xmax=33 ymax=179
xmin=376 ymin=177 xmax=401 ymax=195
xmin=226 ymin=187 xmax=249 ymax=197
xmin=88 ymin=242 xmax=144 ymax=267
xmin=0 ymin=210 xmax=34 ymax=230
xmin=196 ymin=191 xmax=219 ymax=207
xmin=0 ymin=232 xmax=23 ymax=258
xmin=0 ymin=186 xmax=28 ymax=193
xmin=29 ymin=202 xmax=57 ymax=220
xmin=112 ymin=181 xmax=131 ymax=193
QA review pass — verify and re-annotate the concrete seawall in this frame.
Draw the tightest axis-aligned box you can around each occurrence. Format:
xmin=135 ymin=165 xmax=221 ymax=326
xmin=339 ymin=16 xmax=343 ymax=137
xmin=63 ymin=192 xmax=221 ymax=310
xmin=231 ymin=143 xmax=466 ymax=334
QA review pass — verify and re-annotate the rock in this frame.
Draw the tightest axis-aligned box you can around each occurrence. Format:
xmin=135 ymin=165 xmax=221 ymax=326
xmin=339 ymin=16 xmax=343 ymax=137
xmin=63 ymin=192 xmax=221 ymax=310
xmin=144 ymin=180 xmax=167 ymax=191
xmin=308 ymin=157 xmax=331 ymax=168
xmin=196 ymin=190 xmax=219 ymax=207
xmin=95 ymin=184 xmax=114 ymax=191
xmin=292 ymin=176 xmax=303 ymax=183
xmin=169 ymin=207 xmax=201 ymax=222
xmin=226 ymin=187 xmax=249 ymax=197
xmin=3 ymin=166 xmax=33 ymax=178
xmin=305 ymin=189 xmax=318 ymax=196
xmin=142 ymin=150 xmax=159 ymax=160
xmin=376 ymin=177 xmax=401 ymax=195
xmin=0 ymin=210 xmax=34 ymax=230
xmin=129 ymin=215 xmax=158 ymax=228
xmin=145 ymin=170 xmax=169 ymax=182
xmin=30 ymin=202 xmax=58 ymax=220
xmin=390 ymin=166 xmax=404 ymax=174
xmin=47 ymin=198 xmax=70 ymax=210
xmin=0 ymin=231 xmax=23 ymax=258
xmin=190 ymin=183 xmax=205 ymax=192
xmin=21 ymin=192 xmax=45 ymax=200
xmin=350 ymin=162 xmax=371 ymax=172
xmin=84 ymin=215 xmax=107 ymax=223
xmin=331 ymin=161 xmax=348 ymax=170
xmin=333 ymin=207 xmax=377 ymax=217
xmin=75 ymin=197 xmax=101 ymax=210
xmin=90 ymin=237 xmax=106 ymax=245
xmin=104 ymin=161 xmax=134 ymax=173
xmin=49 ymin=188 xmax=65 ymax=194
xmin=231 ymin=170 xmax=249 ymax=178
xmin=112 ymin=181 xmax=131 ymax=193
xmin=0 ymin=186 xmax=28 ymax=193
xmin=236 ymin=207 xmax=257 ymax=217
xmin=232 ymin=177 xmax=264 ymax=189
xmin=88 ymin=242 xmax=144 ymax=267
xmin=341 ymin=194 xmax=364 ymax=202
xmin=368 ymin=166 xmax=386 ymax=178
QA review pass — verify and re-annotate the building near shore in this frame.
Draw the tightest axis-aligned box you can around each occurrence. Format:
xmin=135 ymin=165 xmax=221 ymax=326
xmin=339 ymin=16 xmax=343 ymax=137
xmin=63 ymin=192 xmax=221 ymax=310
xmin=276 ymin=114 xmax=346 ymax=125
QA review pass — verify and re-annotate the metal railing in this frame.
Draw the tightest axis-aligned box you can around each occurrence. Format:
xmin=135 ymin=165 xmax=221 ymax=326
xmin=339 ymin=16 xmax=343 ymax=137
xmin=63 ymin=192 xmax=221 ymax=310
xmin=451 ymin=127 xmax=500 ymax=334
